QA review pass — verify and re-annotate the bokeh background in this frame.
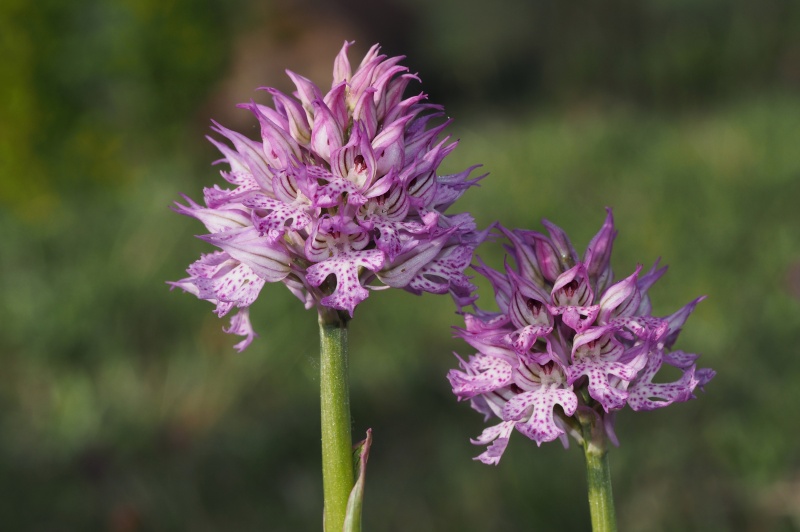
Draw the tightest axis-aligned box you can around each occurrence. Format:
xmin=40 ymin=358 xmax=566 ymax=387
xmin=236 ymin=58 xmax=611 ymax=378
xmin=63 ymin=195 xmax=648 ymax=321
xmin=2 ymin=0 xmax=800 ymax=530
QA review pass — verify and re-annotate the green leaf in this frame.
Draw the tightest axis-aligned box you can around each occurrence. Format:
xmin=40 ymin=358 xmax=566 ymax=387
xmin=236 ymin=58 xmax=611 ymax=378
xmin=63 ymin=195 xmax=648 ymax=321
xmin=343 ymin=429 xmax=373 ymax=532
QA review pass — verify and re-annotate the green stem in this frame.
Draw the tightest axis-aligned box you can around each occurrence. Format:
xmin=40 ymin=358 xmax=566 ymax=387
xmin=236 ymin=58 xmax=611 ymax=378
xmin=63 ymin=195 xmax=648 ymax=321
xmin=579 ymin=410 xmax=617 ymax=532
xmin=319 ymin=308 xmax=355 ymax=532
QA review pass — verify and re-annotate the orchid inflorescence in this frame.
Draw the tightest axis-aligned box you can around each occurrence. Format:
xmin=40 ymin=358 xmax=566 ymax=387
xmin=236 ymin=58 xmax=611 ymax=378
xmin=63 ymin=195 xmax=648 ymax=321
xmin=171 ymin=42 xmax=485 ymax=350
xmin=448 ymin=209 xmax=715 ymax=464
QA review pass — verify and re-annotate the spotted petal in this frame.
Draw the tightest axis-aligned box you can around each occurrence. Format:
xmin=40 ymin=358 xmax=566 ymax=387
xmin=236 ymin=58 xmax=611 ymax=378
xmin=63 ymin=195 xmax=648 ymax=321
xmin=225 ymin=308 xmax=258 ymax=352
xmin=243 ymin=193 xmax=311 ymax=241
xmin=305 ymin=249 xmax=385 ymax=316
xmin=406 ymin=242 xmax=475 ymax=296
xmin=376 ymin=230 xmax=453 ymax=288
xmin=503 ymin=387 xmax=578 ymax=445
xmin=627 ymin=348 xmax=700 ymax=411
xmin=471 ymin=421 xmax=516 ymax=465
xmin=448 ymin=353 xmax=514 ymax=398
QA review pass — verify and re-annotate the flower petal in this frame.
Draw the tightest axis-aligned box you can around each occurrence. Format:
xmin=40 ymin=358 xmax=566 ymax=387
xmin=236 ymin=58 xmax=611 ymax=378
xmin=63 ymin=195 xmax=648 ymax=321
xmin=583 ymin=208 xmax=616 ymax=291
xmin=627 ymin=362 xmax=699 ymax=411
xmin=551 ymin=263 xmax=594 ymax=307
xmin=572 ymin=362 xmax=633 ymax=411
xmin=504 ymin=387 xmax=578 ymax=445
xmin=305 ymin=248 xmax=385 ymax=316
xmin=471 ymin=421 xmax=515 ymax=465
xmin=310 ymin=99 xmax=344 ymax=162
xmin=243 ymin=193 xmax=311 ymax=241
xmin=406 ymin=241 xmax=476 ymax=296
xmin=172 ymin=195 xmax=251 ymax=233
xmin=597 ymin=266 xmax=642 ymax=324
xmin=448 ymin=353 xmax=514 ymax=398
xmin=376 ymin=230 xmax=453 ymax=288
xmin=662 ymin=296 xmax=706 ymax=348
xmin=225 ymin=308 xmax=258 ymax=352
xmin=199 ymin=227 xmax=292 ymax=282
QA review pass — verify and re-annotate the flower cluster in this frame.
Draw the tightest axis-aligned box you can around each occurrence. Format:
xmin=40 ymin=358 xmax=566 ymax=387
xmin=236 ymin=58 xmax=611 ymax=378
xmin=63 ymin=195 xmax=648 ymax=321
xmin=448 ymin=209 xmax=714 ymax=464
xmin=171 ymin=42 xmax=485 ymax=350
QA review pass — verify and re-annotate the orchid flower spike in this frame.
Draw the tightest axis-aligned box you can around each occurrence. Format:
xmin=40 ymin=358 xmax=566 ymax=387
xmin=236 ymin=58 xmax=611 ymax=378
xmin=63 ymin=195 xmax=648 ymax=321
xmin=448 ymin=209 xmax=714 ymax=464
xmin=170 ymin=42 xmax=486 ymax=350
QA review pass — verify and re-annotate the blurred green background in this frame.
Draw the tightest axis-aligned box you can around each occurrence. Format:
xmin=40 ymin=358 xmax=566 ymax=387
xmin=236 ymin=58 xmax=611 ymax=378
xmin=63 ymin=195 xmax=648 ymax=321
xmin=2 ymin=0 xmax=799 ymax=530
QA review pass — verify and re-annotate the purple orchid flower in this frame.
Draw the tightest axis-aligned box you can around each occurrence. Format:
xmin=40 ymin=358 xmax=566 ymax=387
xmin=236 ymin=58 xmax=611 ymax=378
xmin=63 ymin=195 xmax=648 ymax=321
xmin=448 ymin=209 xmax=714 ymax=464
xmin=170 ymin=42 xmax=486 ymax=350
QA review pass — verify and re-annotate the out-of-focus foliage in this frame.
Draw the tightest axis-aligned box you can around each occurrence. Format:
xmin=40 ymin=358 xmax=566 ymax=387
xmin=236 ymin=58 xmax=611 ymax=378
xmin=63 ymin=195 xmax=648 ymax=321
xmin=2 ymin=0 xmax=799 ymax=530
xmin=0 ymin=0 xmax=240 ymax=215
xmin=400 ymin=0 xmax=800 ymax=109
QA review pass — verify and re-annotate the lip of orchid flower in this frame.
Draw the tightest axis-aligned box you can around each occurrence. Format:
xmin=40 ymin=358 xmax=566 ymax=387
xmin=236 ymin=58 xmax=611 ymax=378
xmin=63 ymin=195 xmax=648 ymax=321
xmin=170 ymin=41 xmax=485 ymax=349
xmin=449 ymin=210 xmax=714 ymax=463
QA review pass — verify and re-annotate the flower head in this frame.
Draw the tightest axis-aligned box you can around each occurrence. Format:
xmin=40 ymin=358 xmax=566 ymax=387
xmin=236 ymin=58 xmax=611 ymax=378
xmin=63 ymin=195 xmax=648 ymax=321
xmin=171 ymin=42 xmax=485 ymax=350
xmin=448 ymin=209 xmax=714 ymax=464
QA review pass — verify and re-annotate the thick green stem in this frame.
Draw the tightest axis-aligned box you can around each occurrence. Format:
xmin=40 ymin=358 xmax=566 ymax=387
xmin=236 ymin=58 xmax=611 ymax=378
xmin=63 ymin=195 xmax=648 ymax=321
xmin=579 ymin=411 xmax=617 ymax=532
xmin=319 ymin=309 xmax=355 ymax=532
